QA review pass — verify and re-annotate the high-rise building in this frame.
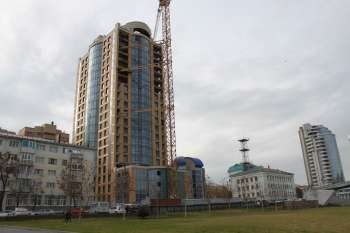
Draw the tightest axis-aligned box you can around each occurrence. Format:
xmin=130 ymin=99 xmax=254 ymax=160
xmin=299 ymin=123 xmax=345 ymax=188
xmin=18 ymin=122 xmax=69 ymax=144
xmin=72 ymin=21 xmax=167 ymax=203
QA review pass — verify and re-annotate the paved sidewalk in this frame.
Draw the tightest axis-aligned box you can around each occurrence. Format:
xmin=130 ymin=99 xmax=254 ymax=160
xmin=0 ymin=226 xmax=75 ymax=233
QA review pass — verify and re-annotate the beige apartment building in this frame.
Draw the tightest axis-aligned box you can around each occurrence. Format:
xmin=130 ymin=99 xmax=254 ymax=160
xmin=0 ymin=133 xmax=95 ymax=210
xmin=72 ymin=21 xmax=167 ymax=203
xmin=18 ymin=122 xmax=69 ymax=144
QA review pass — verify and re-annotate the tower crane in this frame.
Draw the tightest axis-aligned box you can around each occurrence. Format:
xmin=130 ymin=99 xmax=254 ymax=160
xmin=154 ymin=0 xmax=177 ymax=165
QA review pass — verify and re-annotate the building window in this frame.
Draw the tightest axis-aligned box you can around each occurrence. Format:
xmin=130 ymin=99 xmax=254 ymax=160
xmin=62 ymin=160 xmax=68 ymax=166
xmin=48 ymin=170 xmax=56 ymax=176
xmin=38 ymin=144 xmax=46 ymax=151
xmin=21 ymin=153 xmax=33 ymax=161
xmin=34 ymin=169 xmax=44 ymax=176
xmin=35 ymin=156 xmax=45 ymax=164
xmin=9 ymin=140 xmax=19 ymax=147
xmin=48 ymin=158 xmax=57 ymax=165
xmin=21 ymin=140 xmax=36 ymax=148
xmin=47 ymin=182 xmax=55 ymax=189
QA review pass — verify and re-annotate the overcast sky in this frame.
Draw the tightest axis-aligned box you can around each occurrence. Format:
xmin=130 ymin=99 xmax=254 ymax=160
xmin=0 ymin=0 xmax=349 ymax=184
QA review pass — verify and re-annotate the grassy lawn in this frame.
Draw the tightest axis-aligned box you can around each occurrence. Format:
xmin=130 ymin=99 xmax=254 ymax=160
xmin=1 ymin=207 xmax=350 ymax=233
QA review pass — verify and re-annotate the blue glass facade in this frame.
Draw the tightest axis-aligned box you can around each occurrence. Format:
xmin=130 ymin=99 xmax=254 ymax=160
xmin=322 ymin=131 xmax=345 ymax=183
xmin=134 ymin=168 xmax=168 ymax=203
xmin=131 ymin=35 xmax=152 ymax=165
xmin=85 ymin=42 xmax=103 ymax=148
xmin=135 ymin=169 xmax=148 ymax=203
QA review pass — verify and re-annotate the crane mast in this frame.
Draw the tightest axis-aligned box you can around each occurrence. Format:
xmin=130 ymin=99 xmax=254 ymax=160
xmin=155 ymin=0 xmax=176 ymax=165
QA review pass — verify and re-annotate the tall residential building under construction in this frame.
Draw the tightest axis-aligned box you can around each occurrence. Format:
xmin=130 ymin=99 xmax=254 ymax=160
xmin=72 ymin=22 xmax=167 ymax=203
xmin=299 ymin=123 xmax=345 ymax=188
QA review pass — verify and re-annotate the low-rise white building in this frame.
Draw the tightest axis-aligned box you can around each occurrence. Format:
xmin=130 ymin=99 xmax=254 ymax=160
xmin=0 ymin=132 xmax=96 ymax=210
xmin=228 ymin=163 xmax=296 ymax=202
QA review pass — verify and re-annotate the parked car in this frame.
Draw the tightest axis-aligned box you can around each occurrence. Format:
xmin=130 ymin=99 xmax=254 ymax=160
xmin=88 ymin=202 xmax=110 ymax=214
xmin=124 ymin=204 xmax=140 ymax=214
xmin=109 ymin=204 xmax=126 ymax=214
xmin=31 ymin=209 xmax=56 ymax=216
xmin=0 ymin=210 xmax=14 ymax=217
xmin=13 ymin=208 xmax=31 ymax=216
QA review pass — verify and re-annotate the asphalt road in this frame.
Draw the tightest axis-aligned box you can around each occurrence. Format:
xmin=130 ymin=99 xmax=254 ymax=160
xmin=0 ymin=226 xmax=72 ymax=233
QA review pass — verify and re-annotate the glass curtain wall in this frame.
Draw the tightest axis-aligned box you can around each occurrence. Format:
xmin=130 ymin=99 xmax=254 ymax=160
xmin=84 ymin=42 xmax=103 ymax=148
xmin=323 ymin=131 xmax=345 ymax=183
xmin=131 ymin=35 xmax=152 ymax=165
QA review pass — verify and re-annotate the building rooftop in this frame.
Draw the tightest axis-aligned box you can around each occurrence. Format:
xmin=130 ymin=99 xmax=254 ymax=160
xmin=175 ymin=156 xmax=204 ymax=168
xmin=227 ymin=162 xmax=258 ymax=175
xmin=0 ymin=132 xmax=94 ymax=151
xmin=229 ymin=165 xmax=294 ymax=177
xmin=123 ymin=21 xmax=152 ymax=38
xmin=0 ymin=127 xmax=15 ymax=135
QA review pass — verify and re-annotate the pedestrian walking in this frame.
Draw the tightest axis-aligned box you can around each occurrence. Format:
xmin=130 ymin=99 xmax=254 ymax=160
xmin=65 ymin=209 xmax=72 ymax=223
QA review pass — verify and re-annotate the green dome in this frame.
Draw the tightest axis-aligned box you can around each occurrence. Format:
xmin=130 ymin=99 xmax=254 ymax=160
xmin=227 ymin=163 xmax=244 ymax=174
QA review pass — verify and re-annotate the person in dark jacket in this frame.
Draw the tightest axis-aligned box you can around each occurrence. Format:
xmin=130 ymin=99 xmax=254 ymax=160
xmin=65 ymin=210 xmax=72 ymax=223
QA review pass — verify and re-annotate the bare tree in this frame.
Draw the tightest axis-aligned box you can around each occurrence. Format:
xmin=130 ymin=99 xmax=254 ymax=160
xmin=59 ymin=154 xmax=94 ymax=208
xmin=31 ymin=180 xmax=44 ymax=211
xmin=205 ymin=177 xmax=232 ymax=199
xmin=0 ymin=152 xmax=18 ymax=211
xmin=81 ymin=160 xmax=95 ymax=206
xmin=9 ymin=157 xmax=34 ymax=208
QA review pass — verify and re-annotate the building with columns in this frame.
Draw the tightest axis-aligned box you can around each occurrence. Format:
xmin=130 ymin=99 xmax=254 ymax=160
xmin=228 ymin=163 xmax=296 ymax=202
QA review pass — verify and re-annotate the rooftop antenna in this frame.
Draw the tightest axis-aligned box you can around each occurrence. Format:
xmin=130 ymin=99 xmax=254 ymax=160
xmin=238 ymin=138 xmax=250 ymax=163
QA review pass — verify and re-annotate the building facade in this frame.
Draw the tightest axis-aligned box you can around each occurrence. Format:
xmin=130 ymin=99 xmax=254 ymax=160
xmin=299 ymin=124 xmax=345 ymax=188
xmin=335 ymin=187 xmax=350 ymax=201
xmin=72 ymin=21 xmax=167 ymax=203
xmin=18 ymin=122 xmax=69 ymax=144
xmin=0 ymin=133 xmax=95 ymax=210
xmin=174 ymin=157 xmax=205 ymax=199
xmin=228 ymin=164 xmax=296 ymax=202
xmin=0 ymin=128 xmax=15 ymax=135
xmin=115 ymin=157 xmax=205 ymax=204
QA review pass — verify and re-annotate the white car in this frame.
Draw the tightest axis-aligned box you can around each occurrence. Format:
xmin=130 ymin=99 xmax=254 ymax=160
xmin=89 ymin=202 xmax=110 ymax=214
xmin=31 ymin=209 xmax=56 ymax=216
xmin=109 ymin=205 xmax=126 ymax=214
xmin=0 ymin=210 xmax=14 ymax=217
xmin=13 ymin=208 xmax=31 ymax=216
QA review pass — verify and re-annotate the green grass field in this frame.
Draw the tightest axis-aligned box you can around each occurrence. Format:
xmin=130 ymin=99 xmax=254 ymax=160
xmin=1 ymin=207 xmax=350 ymax=233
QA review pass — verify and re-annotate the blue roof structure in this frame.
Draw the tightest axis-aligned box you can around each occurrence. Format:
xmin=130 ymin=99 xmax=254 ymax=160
xmin=175 ymin=156 xmax=204 ymax=168
xmin=190 ymin=158 xmax=204 ymax=168
xmin=174 ymin=157 xmax=186 ymax=167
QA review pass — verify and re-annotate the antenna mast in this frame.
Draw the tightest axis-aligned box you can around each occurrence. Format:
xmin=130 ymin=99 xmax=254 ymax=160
xmin=238 ymin=138 xmax=250 ymax=163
